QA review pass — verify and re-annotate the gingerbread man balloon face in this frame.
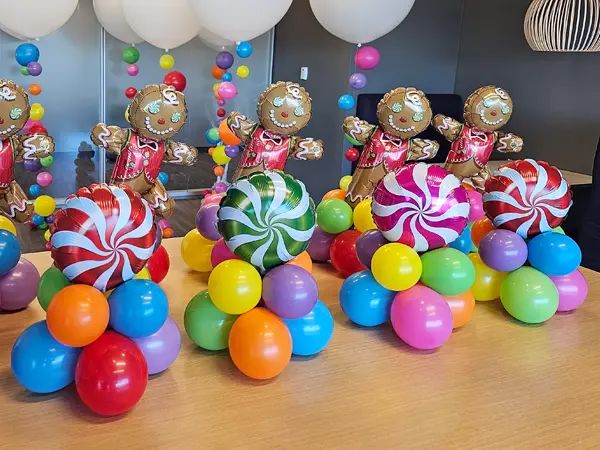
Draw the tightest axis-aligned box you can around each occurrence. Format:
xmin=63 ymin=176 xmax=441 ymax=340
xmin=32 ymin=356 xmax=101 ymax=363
xmin=377 ymin=87 xmax=433 ymax=140
xmin=464 ymin=86 xmax=513 ymax=133
xmin=258 ymin=82 xmax=312 ymax=136
xmin=129 ymin=84 xmax=187 ymax=141
xmin=0 ymin=81 xmax=30 ymax=138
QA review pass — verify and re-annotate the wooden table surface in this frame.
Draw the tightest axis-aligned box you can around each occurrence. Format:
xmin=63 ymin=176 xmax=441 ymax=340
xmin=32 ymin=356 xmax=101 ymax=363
xmin=1 ymin=237 xmax=599 ymax=449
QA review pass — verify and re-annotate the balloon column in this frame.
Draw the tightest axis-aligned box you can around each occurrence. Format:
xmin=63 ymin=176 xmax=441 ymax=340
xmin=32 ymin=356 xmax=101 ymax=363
xmin=11 ymin=184 xmax=180 ymax=416
xmin=183 ymin=171 xmax=333 ymax=379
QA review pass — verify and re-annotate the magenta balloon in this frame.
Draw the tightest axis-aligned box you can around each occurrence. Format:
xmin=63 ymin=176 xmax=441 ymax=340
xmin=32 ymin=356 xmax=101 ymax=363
xmin=466 ymin=189 xmax=484 ymax=221
xmin=213 ymin=182 xmax=228 ymax=194
xmin=306 ymin=226 xmax=335 ymax=262
xmin=390 ymin=284 xmax=453 ymax=350
xmin=479 ymin=229 xmax=528 ymax=272
xmin=355 ymin=229 xmax=388 ymax=268
xmin=133 ymin=317 xmax=181 ymax=375
xmin=36 ymin=171 xmax=53 ymax=188
xmin=217 ymin=82 xmax=237 ymax=100
xmin=550 ymin=269 xmax=588 ymax=312
xmin=263 ymin=265 xmax=318 ymax=319
xmin=195 ymin=203 xmax=221 ymax=241
xmin=354 ymin=46 xmax=380 ymax=70
xmin=0 ymin=258 xmax=40 ymax=311
xmin=211 ymin=238 xmax=240 ymax=267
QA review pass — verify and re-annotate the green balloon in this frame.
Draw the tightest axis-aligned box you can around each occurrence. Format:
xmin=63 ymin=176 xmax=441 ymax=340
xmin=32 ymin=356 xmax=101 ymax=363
xmin=37 ymin=266 xmax=71 ymax=311
xmin=20 ymin=67 xmax=29 ymax=76
xmin=420 ymin=247 xmax=475 ymax=295
xmin=206 ymin=127 xmax=220 ymax=143
xmin=552 ymin=226 xmax=565 ymax=235
xmin=40 ymin=155 xmax=54 ymax=167
xmin=316 ymin=198 xmax=353 ymax=234
xmin=184 ymin=290 xmax=238 ymax=351
xmin=121 ymin=46 xmax=140 ymax=64
xmin=500 ymin=266 xmax=558 ymax=324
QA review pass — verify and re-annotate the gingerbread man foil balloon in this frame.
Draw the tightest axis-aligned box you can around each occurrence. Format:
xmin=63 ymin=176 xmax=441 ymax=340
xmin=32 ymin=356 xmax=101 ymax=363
xmin=0 ymin=80 xmax=54 ymax=222
xmin=91 ymin=83 xmax=197 ymax=218
xmin=433 ymin=85 xmax=523 ymax=189
xmin=343 ymin=87 xmax=439 ymax=207
xmin=226 ymin=81 xmax=324 ymax=181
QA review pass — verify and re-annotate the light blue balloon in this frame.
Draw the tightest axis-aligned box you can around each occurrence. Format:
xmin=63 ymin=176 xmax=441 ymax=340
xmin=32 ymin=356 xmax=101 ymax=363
xmin=236 ymin=41 xmax=253 ymax=58
xmin=284 ymin=300 xmax=334 ymax=356
xmin=527 ymin=232 xmax=581 ymax=276
xmin=221 ymin=72 xmax=232 ymax=82
xmin=339 ymin=270 xmax=395 ymax=327
xmin=157 ymin=171 xmax=169 ymax=186
xmin=0 ymin=229 xmax=21 ymax=276
xmin=449 ymin=223 xmax=476 ymax=254
xmin=15 ymin=43 xmax=39 ymax=66
xmin=338 ymin=94 xmax=356 ymax=111
xmin=29 ymin=184 xmax=42 ymax=198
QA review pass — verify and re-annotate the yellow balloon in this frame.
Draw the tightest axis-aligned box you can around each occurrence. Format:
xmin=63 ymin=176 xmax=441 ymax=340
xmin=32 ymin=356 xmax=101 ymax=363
xmin=30 ymin=103 xmax=45 ymax=121
xmin=353 ymin=198 xmax=376 ymax=233
xmin=208 ymin=259 xmax=262 ymax=314
xmin=43 ymin=229 xmax=51 ymax=242
xmin=181 ymin=229 xmax=215 ymax=272
xmin=339 ymin=175 xmax=352 ymax=192
xmin=33 ymin=195 xmax=56 ymax=217
xmin=134 ymin=267 xmax=152 ymax=280
xmin=371 ymin=243 xmax=422 ymax=291
xmin=0 ymin=215 xmax=17 ymax=235
xmin=212 ymin=145 xmax=231 ymax=165
xmin=468 ymin=253 xmax=507 ymax=301
xmin=159 ymin=53 xmax=175 ymax=70
xmin=212 ymin=82 xmax=220 ymax=93
xmin=236 ymin=65 xmax=250 ymax=78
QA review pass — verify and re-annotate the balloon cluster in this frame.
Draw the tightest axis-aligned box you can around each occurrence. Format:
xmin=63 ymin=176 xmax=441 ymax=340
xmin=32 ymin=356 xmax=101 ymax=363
xmin=182 ymin=171 xmax=333 ymax=379
xmin=337 ymin=46 xmax=380 ymax=111
xmin=122 ymin=45 xmax=141 ymax=99
xmin=11 ymin=184 xmax=177 ymax=417
xmin=15 ymin=43 xmax=42 ymax=76
xmin=30 ymin=195 xmax=56 ymax=241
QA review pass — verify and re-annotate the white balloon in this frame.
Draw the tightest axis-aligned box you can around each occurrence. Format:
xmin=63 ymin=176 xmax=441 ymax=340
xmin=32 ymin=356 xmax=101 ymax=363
xmin=198 ymin=27 xmax=234 ymax=51
xmin=0 ymin=0 xmax=79 ymax=39
xmin=123 ymin=0 xmax=199 ymax=50
xmin=93 ymin=0 xmax=143 ymax=44
xmin=0 ymin=23 xmax=28 ymax=40
xmin=309 ymin=0 xmax=415 ymax=44
xmin=188 ymin=0 xmax=292 ymax=42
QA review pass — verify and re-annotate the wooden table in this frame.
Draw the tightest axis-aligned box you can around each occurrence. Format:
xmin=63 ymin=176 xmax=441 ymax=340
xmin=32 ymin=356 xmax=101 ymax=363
xmin=1 ymin=238 xmax=599 ymax=449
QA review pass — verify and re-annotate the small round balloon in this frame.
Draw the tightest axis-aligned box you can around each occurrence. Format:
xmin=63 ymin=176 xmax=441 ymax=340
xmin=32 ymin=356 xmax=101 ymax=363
xmin=420 ymin=248 xmax=475 ymax=296
xmin=132 ymin=317 xmax=181 ymax=375
xmin=371 ymin=243 xmax=422 ymax=291
xmin=500 ymin=266 xmax=558 ymax=323
xmin=338 ymin=94 xmax=356 ymax=110
xmin=527 ymin=232 xmax=581 ymax=276
xmin=355 ymin=46 xmax=380 ymax=70
xmin=479 ymin=229 xmax=528 ymax=272
xmin=159 ymin=54 xmax=175 ymax=70
xmin=349 ymin=72 xmax=367 ymax=89
xmin=216 ymin=51 xmax=234 ymax=70
xmin=15 ymin=43 xmax=40 ymax=66
xmin=329 ymin=230 xmax=365 ymax=278
xmin=340 ymin=270 xmax=395 ymax=326
xmin=184 ymin=289 xmax=237 ymax=351
xmin=316 ymin=199 xmax=353 ymax=234
xmin=468 ymin=253 xmax=506 ymax=301
xmin=263 ymin=265 xmax=318 ymax=319
xmin=284 ymin=300 xmax=334 ymax=356
xmin=236 ymin=41 xmax=253 ymax=58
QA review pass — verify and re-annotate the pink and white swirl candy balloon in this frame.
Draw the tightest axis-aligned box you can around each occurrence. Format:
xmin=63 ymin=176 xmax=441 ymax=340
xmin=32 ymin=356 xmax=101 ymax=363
xmin=51 ymin=184 xmax=158 ymax=291
xmin=372 ymin=163 xmax=470 ymax=252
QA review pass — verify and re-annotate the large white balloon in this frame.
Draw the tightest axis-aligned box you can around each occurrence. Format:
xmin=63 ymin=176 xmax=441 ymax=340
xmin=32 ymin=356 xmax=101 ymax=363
xmin=93 ymin=0 xmax=143 ymax=44
xmin=189 ymin=0 xmax=292 ymax=42
xmin=0 ymin=23 xmax=28 ymax=40
xmin=309 ymin=0 xmax=415 ymax=44
xmin=123 ymin=0 xmax=199 ymax=50
xmin=198 ymin=27 xmax=234 ymax=51
xmin=0 ymin=0 xmax=79 ymax=39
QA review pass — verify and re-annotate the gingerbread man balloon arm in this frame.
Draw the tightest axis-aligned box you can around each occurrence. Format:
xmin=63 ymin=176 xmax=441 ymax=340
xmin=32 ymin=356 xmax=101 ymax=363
xmin=289 ymin=137 xmax=324 ymax=161
xmin=163 ymin=140 xmax=198 ymax=166
xmin=407 ymin=138 xmax=440 ymax=162
xmin=14 ymin=133 xmax=55 ymax=162
xmin=90 ymin=123 xmax=128 ymax=155
xmin=432 ymin=114 xmax=463 ymax=142
xmin=342 ymin=116 xmax=377 ymax=145
xmin=494 ymin=131 xmax=524 ymax=153
xmin=226 ymin=111 xmax=257 ymax=144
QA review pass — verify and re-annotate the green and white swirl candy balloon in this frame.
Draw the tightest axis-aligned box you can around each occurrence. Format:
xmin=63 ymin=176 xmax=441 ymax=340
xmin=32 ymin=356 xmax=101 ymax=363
xmin=217 ymin=171 xmax=316 ymax=271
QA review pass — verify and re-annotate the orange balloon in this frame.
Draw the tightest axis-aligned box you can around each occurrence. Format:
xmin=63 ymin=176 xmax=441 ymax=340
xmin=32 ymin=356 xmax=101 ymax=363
xmin=28 ymin=83 xmax=42 ymax=96
xmin=219 ymin=118 xmax=241 ymax=145
xmin=228 ymin=307 xmax=292 ymax=380
xmin=47 ymin=285 xmax=109 ymax=347
xmin=322 ymin=189 xmax=346 ymax=201
xmin=214 ymin=165 xmax=225 ymax=177
xmin=163 ymin=227 xmax=174 ymax=238
xmin=287 ymin=251 xmax=313 ymax=273
xmin=445 ymin=291 xmax=475 ymax=328
xmin=471 ymin=217 xmax=495 ymax=247
xmin=211 ymin=65 xmax=226 ymax=79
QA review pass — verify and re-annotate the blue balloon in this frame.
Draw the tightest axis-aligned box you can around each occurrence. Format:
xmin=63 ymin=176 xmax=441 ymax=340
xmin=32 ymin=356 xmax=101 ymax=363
xmin=15 ymin=43 xmax=40 ymax=67
xmin=29 ymin=184 xmax=41 ymax=198
xmin=236 ymin=41 xmax=253 ymax=58
xmin=157 ymin=171 xmax=169 ymax=185
xmin=11 ymin=321 xmax=80 ymax=394
xmin=108 ymin=279 xmax=169 ymax=338
xmin=0 ymin=229 xmax=20 ymax=276
xmin=284 ymin=300 xmax=334 ymax=356
xmin=339 ymin=270 xmax=395 ymax=327
xmin=527 ymin=232 xmax=582 ymax=276
xmin=338 ymin=94 xmax=356 ymax=111
xmin=31 ymin=214 xmax=45 ymax=226
xmin=221 ymin=72 xmax=232 ymax=82
xmin=205 ymin=128 xmax=221 ymax=145
xmin=449 ymin=223 xmax=476 ymax=254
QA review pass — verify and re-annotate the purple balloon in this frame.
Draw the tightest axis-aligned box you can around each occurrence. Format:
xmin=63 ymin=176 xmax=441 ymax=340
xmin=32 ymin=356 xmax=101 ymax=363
xmin=133 ymin=317 xmax=181 ymax=375
xmin=550 ymin=269 xmax=588 ymax=312
xmin=349 ymin=72 xmax=367 ymax=89
xmin=0 ymin=258 xmax=40 ymax=311
xmin=225 ymin=145 xmax=239 ymax=158
xmin=195 ymin=203 xmax=221 ymax=241
xmin=216 ymin=51 xmax=234 ymax=70
xmin=24 ymin=159 xmax=41 ymax=172
xmin=306 ymin=226 xmax=335 ymax=262
xmin=263 ymin=265 xmax=318 ymax=319
xmin=479 ymin=229 xmax=528 ymax=272
xmin=27 ymin=61 xmax=42 ymax=76
xmin=356 ymin=230 xmax=388 ymax=268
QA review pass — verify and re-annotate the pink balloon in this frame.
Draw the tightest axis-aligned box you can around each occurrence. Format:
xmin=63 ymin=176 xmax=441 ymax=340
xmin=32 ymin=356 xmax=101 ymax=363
xmin=390 ymin=284 xmax=453 ymax=350
xmin=550 ymin=269 xmax=588 ymax=312
xmin=127 ymin=64 xmax=139 ymax=76
xmin=217 ymin=82 xmax=237 ymax=100
xmin=466 ymin=189 xmax=484 ymax=221
xmin=217 ymin=99 xmax=226 ymax=106
xmin=202 ymin=193 xmax=225 ymax=206
xmin=354 ymin=46 xmax=380 ymax=70
xmin=211 ymin=238 xmax=240 ymax=267
xmin=36 ymin=171 xmax=53 ymax=187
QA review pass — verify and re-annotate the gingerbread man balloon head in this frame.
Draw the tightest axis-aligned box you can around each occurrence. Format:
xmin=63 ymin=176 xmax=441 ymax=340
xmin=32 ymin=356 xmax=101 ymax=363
xmin=129 ymin=83 xmax=187 ymax=141
xmin=463 ymin=85 xmax=513 ymax=132
xmin=377 ymin=87 xmax=433 ymax=140
xmin=0 ymin=80 xmax=30 ymax=138
xmin=257 ymin=81 xmax=312 ymax=136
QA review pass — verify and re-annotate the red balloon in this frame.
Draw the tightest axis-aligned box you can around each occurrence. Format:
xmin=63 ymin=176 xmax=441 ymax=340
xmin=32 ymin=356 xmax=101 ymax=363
xmin=163 ymin=70 xmax=187 ymax=92
xmin=345 ymin=147 xmax=360 ymax=162
xmin=216 ymin=108 xmax=226 ymax=117
xmin=330 ymin=230 xmax=366 ymax=278
xmin=146 ymin=244 xmax=170 ymax=283
xmin=125 ymin=87 xmax=137 ymax=99
xmin=75 ymin=331 xmax=148 ymax=416
xmin=29 ymin=124 xmax=47 ymax=135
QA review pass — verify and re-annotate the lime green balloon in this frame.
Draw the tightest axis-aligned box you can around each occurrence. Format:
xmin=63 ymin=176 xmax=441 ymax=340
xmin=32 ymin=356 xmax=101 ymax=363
xmin=420 ymin=247 xmax=475 ymax=295
xmin=40 ymin=155 xmax=54 ymax=167
xmin=552 ymin=226 xmax=565 ymax=235
xmin=316 ymin=198 xmax=353 ymax=234
xmin=20 ymin=67 xmax=29 ymax=76
xmin=184 ymin=290 xmax=238 ymax=351
xmin=121 ymin=46 xmax=140 ymax=64
xmin=500 ymin=266 xmax=558 ymax=324
xmin=37 ymin=266 xmax=71 ymax=311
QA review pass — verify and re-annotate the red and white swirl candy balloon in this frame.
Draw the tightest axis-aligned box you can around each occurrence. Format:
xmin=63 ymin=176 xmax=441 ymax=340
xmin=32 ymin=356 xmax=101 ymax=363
xmin=51 ymin=184 xmax=157 ymax=291
xmin=483 ymin=159 xmax=572 ymax=238
xmin=372 ymin=163 xmax=470 ymax=252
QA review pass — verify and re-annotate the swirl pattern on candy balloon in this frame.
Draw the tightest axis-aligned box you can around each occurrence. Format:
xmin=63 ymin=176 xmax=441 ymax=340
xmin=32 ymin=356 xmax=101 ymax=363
xmin=217 ymin=171 xmax=316 ymax=271
xmin=483 ymin=159 xmax=572 ymax=238
xmin=372 ymin=163 xmax=470 ymax=252
xmin=51 ymin=184 xmax=157 ymax=291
